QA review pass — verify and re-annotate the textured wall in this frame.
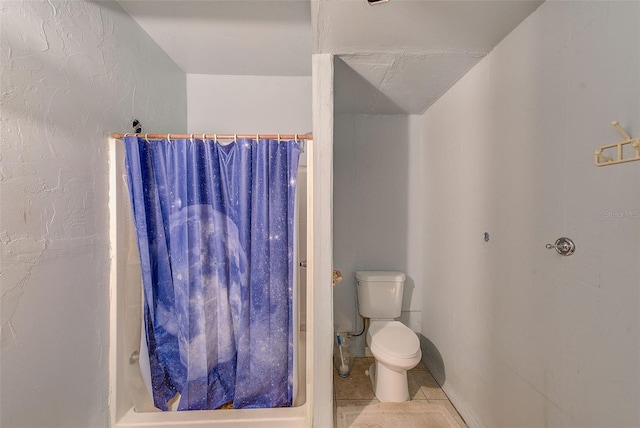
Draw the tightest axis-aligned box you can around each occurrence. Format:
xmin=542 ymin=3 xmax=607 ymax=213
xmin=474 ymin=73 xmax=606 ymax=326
xmin=0 ymin=1 xmax=186 ymax=426
xmin=420 ymin=1 xmax=639 ymax=427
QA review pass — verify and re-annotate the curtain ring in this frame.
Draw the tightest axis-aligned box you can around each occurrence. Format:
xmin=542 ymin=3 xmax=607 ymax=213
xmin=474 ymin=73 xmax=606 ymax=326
xmin=190 ymin=133 xmax=195 ymax=144
xmin=234 ymin=134 xmax=237 ymax=143
xmin=213 ymin=133 xmax=217 ymax=143
xmin=144 ymin=133 xmax=150 ymax=143
xmin=166 ymin=133 xmax=171 ymax=142
xmin=256 ymin=133 xmax=260 ymax=144
xmin=277 ymin=134 xmax=281 ymax=142
xmin=295 ymin=134 xmax=298 ymax=142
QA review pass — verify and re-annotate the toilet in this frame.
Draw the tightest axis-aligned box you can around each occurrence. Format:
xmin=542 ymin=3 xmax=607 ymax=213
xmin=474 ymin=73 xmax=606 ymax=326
xmin=356 ymin=271 xmax=422 ymax=403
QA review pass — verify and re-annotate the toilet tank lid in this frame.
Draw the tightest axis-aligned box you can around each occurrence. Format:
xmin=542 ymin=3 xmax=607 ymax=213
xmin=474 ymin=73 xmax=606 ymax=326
xmin=355 ymin=271 xmax=405 ymax=282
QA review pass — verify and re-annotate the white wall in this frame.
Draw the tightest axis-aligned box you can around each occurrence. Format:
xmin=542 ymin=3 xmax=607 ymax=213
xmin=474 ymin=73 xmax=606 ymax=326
xmin=419 ymin=2 xmax=639 ymax=427
xmin=333 ymin=113 xmax=424 ymax=355
xmin=0 ymin=1 xmax=186 ymax=426
xmin=187 ymin=74 xmax=312 ymax=134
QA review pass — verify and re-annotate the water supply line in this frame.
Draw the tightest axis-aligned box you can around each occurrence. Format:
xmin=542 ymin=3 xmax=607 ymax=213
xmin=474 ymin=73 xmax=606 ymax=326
xmin=348 ymin=316 xmax=368 ymax=338
xmin=347 ymin=282 xmax=368 ymax=338
xmin=333 ymin=269 xmax=367 ymax=338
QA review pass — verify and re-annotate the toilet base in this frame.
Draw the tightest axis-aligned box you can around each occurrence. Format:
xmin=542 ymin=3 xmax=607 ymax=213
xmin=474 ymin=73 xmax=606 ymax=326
xmin=368 ymin=362 xmax=410 ymax=403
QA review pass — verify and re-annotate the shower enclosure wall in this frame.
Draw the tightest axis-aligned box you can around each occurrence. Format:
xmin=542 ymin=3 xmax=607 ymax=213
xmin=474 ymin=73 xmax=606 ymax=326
xmin=108 ymin=139 xmax=309 ymax=427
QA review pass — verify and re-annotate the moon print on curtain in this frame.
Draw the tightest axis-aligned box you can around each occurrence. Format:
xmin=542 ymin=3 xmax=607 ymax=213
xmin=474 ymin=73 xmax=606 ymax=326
xmin=123 ymin=135 xmax=300 ymax=411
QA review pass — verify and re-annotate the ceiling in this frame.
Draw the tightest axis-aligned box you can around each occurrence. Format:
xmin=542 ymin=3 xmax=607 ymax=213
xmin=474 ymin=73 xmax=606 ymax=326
xmin=118 ymin=0 xmax=544 ymax=114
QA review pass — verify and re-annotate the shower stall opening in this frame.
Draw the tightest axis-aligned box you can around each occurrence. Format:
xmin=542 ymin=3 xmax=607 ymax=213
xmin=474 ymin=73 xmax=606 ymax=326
xmin=108 ymin=136 xmax=311 ymax=427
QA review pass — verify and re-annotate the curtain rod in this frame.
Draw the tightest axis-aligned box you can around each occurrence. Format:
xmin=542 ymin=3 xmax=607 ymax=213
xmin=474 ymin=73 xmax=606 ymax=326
xmin=110 ymin=132 xmax=313 ymax=141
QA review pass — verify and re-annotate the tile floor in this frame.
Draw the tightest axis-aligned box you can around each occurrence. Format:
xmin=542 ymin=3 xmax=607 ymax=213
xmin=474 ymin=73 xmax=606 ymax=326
xmin=334 ymin=357 xmax=467 ymax=427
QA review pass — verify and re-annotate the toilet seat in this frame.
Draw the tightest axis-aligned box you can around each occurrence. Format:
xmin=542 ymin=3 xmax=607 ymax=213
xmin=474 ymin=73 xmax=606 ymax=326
xmin=368 ymin=321 xmax=421 ymax=364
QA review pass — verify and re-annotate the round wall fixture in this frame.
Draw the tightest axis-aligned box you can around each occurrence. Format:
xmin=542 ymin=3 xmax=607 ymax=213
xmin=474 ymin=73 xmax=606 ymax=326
xmin=545 ymin=237 xmax=576 ymax=256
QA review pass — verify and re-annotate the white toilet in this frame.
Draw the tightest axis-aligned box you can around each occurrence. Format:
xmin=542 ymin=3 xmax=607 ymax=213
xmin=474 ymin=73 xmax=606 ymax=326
xmin=356 ymin=271 xmax=422 ymax=403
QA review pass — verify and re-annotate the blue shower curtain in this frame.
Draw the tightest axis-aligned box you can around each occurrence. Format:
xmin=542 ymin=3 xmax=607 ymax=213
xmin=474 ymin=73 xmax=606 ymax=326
xmin=124 ymin=135 xmax=300 ymax=411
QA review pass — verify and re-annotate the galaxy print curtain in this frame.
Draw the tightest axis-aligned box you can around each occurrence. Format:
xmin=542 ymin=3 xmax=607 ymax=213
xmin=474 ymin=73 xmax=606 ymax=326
xmin=124 ymin=135 xmax=300 ymax=411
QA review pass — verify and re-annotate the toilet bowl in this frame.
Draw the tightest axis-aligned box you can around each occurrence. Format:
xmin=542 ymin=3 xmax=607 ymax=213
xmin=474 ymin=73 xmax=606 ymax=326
xmin=366 ymin=320 xmax=422 ymax=402
xmin=355 ymin=271 xmax=422 ymax=403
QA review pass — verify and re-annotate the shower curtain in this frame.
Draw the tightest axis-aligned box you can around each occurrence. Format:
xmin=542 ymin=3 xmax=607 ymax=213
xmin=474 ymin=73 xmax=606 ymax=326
xmin=124 ymin=135 xmax=300 ymax=411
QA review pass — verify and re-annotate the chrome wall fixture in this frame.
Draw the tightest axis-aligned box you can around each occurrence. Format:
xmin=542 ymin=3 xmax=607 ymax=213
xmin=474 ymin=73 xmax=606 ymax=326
xmin=545 ymin=237 xmax=576 ymax=256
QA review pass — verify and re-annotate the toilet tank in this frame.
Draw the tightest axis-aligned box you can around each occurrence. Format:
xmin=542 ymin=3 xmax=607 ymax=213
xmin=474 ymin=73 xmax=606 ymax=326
xmin=356 ymin=271 xmax=406 ymax=319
